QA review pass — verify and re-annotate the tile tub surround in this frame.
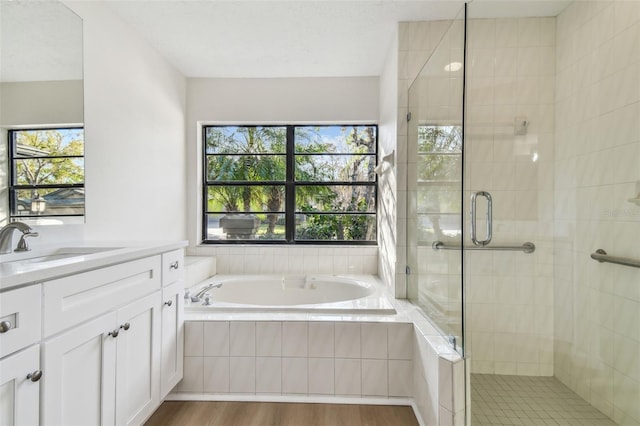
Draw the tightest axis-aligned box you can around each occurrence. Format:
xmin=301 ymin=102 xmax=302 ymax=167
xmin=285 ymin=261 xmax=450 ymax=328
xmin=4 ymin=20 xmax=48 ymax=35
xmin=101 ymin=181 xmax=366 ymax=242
xmin=170 ymin=301 xmax=465 ymax=426
xmin=187 ymin=246 xmax=378 ymax=276
xmin=176 ymin=321 xmax=414 ymax=398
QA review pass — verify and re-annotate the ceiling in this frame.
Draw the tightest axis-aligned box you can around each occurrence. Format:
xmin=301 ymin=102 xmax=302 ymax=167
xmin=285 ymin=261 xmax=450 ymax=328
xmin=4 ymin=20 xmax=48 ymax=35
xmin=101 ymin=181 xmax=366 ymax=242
xmin=0 ymin=0 xmax=572 ymax=82
xmin=107 ymin=0 xmax=571 ymax=79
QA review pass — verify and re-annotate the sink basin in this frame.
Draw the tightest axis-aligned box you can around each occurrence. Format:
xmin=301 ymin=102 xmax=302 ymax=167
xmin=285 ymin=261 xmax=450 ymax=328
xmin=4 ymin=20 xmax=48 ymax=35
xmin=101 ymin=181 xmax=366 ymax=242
xmin=0 ymin=247 xmax=123 ymax=266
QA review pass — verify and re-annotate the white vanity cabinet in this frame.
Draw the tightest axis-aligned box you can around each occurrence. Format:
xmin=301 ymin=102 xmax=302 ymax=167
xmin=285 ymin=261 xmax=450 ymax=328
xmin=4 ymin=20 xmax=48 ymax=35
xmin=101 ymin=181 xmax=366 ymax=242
xmin=0 ymin=285 xmax=42 ymax=426
xmin=41 ymin=292 xmax=162 ymax=426
xmin=22 ymin=245 xmax=186 ymax=426
xmin=0 ymin=345 xmax=41 ymax=426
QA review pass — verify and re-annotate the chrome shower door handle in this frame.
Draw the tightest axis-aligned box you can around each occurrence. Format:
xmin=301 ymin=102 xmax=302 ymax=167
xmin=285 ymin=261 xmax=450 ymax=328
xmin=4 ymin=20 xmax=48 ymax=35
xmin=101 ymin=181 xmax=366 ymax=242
xmin=471 ymin=191 xmax=492 ymax=246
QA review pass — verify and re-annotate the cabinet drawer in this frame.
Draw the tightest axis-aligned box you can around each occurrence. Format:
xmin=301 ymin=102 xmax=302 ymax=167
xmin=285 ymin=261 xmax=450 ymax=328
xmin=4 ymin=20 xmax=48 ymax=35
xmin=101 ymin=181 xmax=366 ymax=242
xmin=0 ymin=285 xmax=41 ymax=358
xmin=43 ymin=256 xmax=161 ymax=337
xmin=162 ymin=249 xmax=184 ymax=286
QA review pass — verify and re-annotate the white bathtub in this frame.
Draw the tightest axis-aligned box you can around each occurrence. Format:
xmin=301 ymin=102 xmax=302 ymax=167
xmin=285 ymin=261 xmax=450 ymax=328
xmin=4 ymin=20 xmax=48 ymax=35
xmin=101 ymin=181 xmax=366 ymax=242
xmin=185 ymin=275 xmax=395 ymax=314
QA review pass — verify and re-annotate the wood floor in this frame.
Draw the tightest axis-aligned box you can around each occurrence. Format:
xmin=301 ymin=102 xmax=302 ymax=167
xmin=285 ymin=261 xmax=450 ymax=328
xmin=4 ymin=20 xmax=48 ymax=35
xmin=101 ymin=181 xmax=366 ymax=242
xmin=145 ymin=401 xmax=419 ymax=426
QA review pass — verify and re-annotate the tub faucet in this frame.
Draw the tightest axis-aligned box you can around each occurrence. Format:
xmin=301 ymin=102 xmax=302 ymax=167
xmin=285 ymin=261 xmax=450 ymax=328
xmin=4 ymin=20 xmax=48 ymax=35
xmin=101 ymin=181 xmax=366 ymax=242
xmin=0 ymin=222 xmax=39 ymax=254
xmin=191 ymin=282 xmax=222 ymax=302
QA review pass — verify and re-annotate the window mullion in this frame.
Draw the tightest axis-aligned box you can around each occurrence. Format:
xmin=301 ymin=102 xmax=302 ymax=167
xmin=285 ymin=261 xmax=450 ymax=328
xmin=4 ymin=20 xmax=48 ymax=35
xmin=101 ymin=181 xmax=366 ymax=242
xmin=285 ymin=125 xmax=296 ymax=244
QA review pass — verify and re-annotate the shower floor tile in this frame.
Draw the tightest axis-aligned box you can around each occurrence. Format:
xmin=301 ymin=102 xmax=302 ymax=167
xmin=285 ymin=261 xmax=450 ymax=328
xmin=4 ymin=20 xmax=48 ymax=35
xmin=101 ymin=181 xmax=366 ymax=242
xmin=470 ymin=374 xmax=617 ymax=426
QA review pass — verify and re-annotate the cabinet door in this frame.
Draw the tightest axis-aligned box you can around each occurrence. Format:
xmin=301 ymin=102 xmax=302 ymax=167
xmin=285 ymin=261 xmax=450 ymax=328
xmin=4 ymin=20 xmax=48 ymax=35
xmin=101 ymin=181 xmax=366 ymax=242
xmin=42 ymin=312 xmax=117 ymax=426
xmin=160 ymin=281 xmax=183 ymax=399
xmin=115 ymin=291 xmax=161 ymax=426
xmin=0 ymin=345 xmax=40 ymax=426
xmin=161 ymin=249 xmax=184 ymax=287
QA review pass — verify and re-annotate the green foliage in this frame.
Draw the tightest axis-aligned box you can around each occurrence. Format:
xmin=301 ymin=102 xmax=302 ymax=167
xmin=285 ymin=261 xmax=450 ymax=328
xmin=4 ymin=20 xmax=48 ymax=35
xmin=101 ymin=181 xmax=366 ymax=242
xmin=417 ymin=125 xmax=462 ymax=182
xmin=15 ymin=129 xmax=84 ymax=191
xmin=417 ymin=125 xmax=463 ymax=241
xmin=206 ymin=125 xmax=377 ymax=241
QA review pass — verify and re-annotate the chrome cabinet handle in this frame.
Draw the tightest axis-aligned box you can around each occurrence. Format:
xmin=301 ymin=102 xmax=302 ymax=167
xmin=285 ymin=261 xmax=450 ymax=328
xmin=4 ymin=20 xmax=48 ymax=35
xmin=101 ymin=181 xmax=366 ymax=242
xmin=164 ymin=300 xmax=173 ymax=307
xmin=120 ymin=323 xmax=130 ymax=331
xmin=471 ymin=191 xmax=492 ymax=246
xmin=108 ymin=329 xmax=119 ymax=338
xmin=27 ymin=370 xmax=42 ymax=382
xmin=169 ymin=261 xmax=179 ymax=270
xmin=0 ymin=320 xmax=12 ymax=333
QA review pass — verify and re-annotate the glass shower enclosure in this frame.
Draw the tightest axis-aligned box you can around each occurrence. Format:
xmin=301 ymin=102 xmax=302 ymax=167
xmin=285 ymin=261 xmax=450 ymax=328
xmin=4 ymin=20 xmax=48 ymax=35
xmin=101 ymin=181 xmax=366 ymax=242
xmin=406 ymin=5 xmax=466 ymax=353
xmin=408 ymin=1 xmax=640 ymax=425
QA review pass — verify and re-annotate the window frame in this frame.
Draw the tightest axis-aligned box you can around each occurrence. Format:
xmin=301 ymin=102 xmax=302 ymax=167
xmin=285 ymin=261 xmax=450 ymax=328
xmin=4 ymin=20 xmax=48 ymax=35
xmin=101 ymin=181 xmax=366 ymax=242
xmin=201 ymin=124 xmax=378 ymax=245
xmin=7 ymin=126 xmax=85 ymax=220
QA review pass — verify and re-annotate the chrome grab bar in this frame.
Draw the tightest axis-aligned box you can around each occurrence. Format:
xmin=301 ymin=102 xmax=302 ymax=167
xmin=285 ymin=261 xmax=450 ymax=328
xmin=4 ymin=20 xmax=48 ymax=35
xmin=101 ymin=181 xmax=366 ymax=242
xmin=590 ymin=249 xmax=640 ymax=269
xmin=432 ymin=241 xmax=535 ymax=254
xmin=471 ymin=191 xmax=492 ymax=246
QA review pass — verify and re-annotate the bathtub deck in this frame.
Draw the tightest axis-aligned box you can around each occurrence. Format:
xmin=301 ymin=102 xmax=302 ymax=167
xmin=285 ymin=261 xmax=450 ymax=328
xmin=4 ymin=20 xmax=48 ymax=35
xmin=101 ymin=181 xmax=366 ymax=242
xmin=144 ymin=401 xmax=419 ymax=426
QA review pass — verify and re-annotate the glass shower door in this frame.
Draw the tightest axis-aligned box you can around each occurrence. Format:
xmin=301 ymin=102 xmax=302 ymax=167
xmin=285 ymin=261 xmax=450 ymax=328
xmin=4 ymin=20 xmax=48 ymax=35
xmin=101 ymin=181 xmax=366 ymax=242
xmin=406 ymin=5 xmax=466 ymax=353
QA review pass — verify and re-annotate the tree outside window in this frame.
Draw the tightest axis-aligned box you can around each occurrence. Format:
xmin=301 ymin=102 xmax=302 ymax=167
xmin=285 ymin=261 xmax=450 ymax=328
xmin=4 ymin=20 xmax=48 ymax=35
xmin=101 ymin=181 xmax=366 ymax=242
xmin=9 ymin=128 xmax=84 ymax=219
xmin=203 ymin=124 xmax=377 ymax=244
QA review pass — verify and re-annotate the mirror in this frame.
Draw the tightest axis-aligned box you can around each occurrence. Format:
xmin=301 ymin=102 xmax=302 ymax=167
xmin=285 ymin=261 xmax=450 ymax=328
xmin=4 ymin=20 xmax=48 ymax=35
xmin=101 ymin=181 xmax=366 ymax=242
xmin=0 ymin=0 xmax=84 ymax=226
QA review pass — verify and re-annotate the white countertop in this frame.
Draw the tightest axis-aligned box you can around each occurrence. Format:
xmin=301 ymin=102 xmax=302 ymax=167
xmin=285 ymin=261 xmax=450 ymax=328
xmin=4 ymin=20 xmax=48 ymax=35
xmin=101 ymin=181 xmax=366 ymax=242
xmin=0 ymin=240 xmax=188 ymax=291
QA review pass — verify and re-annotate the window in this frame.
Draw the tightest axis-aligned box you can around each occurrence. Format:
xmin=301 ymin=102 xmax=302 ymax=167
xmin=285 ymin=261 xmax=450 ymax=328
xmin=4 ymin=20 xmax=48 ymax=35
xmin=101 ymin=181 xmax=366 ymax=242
xmin=8 ymin=127 xmax=85 ymax=219
xmin=416 ymin=125 xmax=462 ymax=243
xmin=203 ymin=125 xmax=377 ymax=244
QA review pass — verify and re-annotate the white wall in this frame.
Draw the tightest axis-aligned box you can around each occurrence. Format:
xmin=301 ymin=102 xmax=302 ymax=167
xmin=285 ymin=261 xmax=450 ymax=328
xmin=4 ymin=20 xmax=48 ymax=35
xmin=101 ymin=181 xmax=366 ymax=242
xmin=554 ymin=2 xmax=640 ymax=423
xmin=185 ymin=77 xmax=380 ymax=274
xmin=378 ymin=29 xmax=399 ymax=294
xmin=0 ymin=80 xmax=83 ymax=126
xmin=65 ymin=1 xmax=187 ymax=242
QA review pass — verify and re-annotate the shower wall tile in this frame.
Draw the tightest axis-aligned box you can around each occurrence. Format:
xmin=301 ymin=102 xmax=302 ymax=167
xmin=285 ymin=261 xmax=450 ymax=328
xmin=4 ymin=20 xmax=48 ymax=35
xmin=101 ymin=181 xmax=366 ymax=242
xmin=554 ymin=2 xmax=640 ymax=424
xmin=465 ymin=15 xmax=557 ymax=378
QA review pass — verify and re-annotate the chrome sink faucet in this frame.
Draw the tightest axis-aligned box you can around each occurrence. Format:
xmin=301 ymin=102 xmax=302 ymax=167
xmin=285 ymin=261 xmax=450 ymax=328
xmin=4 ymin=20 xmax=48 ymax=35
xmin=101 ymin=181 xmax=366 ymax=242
xmin=0 ymin=222 xmax=39 ymax=254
